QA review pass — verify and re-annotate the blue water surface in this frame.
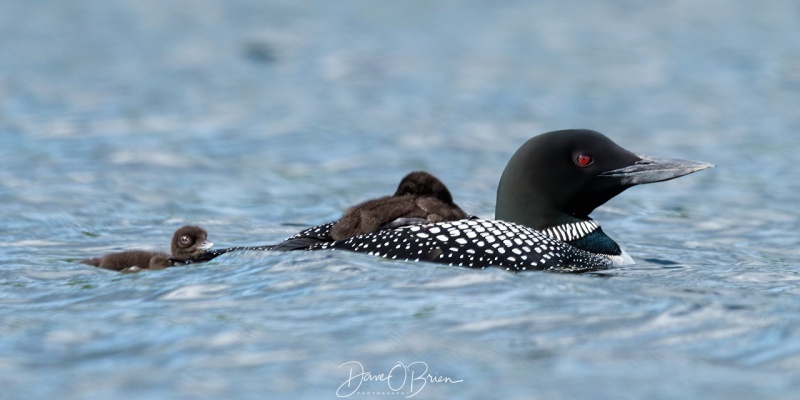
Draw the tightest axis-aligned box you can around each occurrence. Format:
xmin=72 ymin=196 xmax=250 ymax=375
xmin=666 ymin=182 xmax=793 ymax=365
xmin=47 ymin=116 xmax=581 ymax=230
xmin=2 ymin=1 xmax=800 ymax=399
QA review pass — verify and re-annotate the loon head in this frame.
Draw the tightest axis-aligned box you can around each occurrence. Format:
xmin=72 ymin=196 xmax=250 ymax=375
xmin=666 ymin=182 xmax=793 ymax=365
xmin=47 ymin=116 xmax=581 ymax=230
xmin=496 ymin=129 xmax=713 ymax=230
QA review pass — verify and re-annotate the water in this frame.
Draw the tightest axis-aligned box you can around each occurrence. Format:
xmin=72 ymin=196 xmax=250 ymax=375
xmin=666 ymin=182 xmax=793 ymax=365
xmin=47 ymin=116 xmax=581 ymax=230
xmin=2 ymin=0 xmax=800 ymax=398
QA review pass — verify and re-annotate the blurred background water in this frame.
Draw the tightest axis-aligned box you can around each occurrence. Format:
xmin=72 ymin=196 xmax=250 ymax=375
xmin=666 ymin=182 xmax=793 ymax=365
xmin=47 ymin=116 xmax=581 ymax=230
xmin=2 ymin=0 xmax=800 ymax=398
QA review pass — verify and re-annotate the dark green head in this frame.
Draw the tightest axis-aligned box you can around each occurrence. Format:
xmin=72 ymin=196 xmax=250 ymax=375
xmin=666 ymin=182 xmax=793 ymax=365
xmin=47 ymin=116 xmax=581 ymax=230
xmin=495 ymin=129 xmax=713 ymax=230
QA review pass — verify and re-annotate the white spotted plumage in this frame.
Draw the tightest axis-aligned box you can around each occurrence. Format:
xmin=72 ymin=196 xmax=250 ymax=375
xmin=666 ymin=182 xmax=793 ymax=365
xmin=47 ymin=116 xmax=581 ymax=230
xmin=299 ymin=218 xmax=621 ymax=272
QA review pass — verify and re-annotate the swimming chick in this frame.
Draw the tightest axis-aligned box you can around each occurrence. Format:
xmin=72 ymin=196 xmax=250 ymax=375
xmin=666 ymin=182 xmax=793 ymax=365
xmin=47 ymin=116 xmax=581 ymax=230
xmin=80 ymin=225 xmax=213 ymax=273
xmin=329 ymin=171 xmax=468 ymax=240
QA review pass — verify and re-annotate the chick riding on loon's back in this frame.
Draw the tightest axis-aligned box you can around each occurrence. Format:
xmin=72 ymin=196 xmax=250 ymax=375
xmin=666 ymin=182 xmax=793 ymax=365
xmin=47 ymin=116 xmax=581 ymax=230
xmin=330 ymin=171 xmax=468 ymax=240
xmin=212 ymin=129 xmax=713 ymax=271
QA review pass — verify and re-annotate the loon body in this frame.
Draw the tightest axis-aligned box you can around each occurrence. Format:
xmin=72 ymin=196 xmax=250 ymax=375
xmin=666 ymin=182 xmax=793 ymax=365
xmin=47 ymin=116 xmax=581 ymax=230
xmin=276 ymin=218 xmax=630 ymax=272
xmin=221 ymin=130 xmax=712 ymax=271
xmin=81 ymin=225 xmax=214 ymax=273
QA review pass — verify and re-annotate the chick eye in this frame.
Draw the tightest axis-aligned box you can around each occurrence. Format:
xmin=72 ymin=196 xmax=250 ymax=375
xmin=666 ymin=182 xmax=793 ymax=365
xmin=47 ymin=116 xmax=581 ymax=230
xmin=575 ymin=154 xmax=593 ymax=167
xmin=180 ymin=235 xmax=191 ymax=245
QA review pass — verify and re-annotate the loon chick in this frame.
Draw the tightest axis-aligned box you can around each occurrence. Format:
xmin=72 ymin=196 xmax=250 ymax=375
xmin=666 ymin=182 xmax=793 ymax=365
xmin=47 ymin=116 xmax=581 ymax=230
xmin=330 ymin=171 xmax=468 ymax=240
xmin=269 ymin=129 xmax=713 ymax=272
xmin=81 ymin=225 xmax=213 ymax=273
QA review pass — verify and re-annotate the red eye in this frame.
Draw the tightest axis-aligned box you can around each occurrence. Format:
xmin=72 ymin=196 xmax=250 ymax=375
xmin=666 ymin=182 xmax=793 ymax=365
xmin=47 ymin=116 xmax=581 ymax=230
xmin=575 ymin=154 xmax=593 ymax=167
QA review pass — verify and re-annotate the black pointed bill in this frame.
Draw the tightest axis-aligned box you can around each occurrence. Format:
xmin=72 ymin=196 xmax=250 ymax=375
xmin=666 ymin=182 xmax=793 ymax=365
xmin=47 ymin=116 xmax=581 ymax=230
xmin=598 ymin=156 xmax=714 ymax=186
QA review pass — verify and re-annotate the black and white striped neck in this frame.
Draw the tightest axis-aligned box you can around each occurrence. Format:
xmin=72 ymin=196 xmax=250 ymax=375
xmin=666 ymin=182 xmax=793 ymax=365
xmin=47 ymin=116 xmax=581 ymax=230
xmin=541 ymin=220 xmax=600 ymax=242
xmin=539 ymin=219 xmax=632 ymax=265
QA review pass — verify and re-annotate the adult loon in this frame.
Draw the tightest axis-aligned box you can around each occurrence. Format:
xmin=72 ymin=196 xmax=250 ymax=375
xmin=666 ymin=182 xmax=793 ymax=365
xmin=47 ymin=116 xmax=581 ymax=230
xmin=330 ymin=171 xmax=468 ymax=240
xmin=81 ymin=225 xmax=214 ymax=273
xmin=218 ymin=130 xmax=712 ymax=271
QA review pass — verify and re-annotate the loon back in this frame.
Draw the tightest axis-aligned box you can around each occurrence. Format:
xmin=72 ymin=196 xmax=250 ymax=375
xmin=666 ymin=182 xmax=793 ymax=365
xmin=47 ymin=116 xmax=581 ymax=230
xmin=308 ymin=219 xmax=628 ymax=272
